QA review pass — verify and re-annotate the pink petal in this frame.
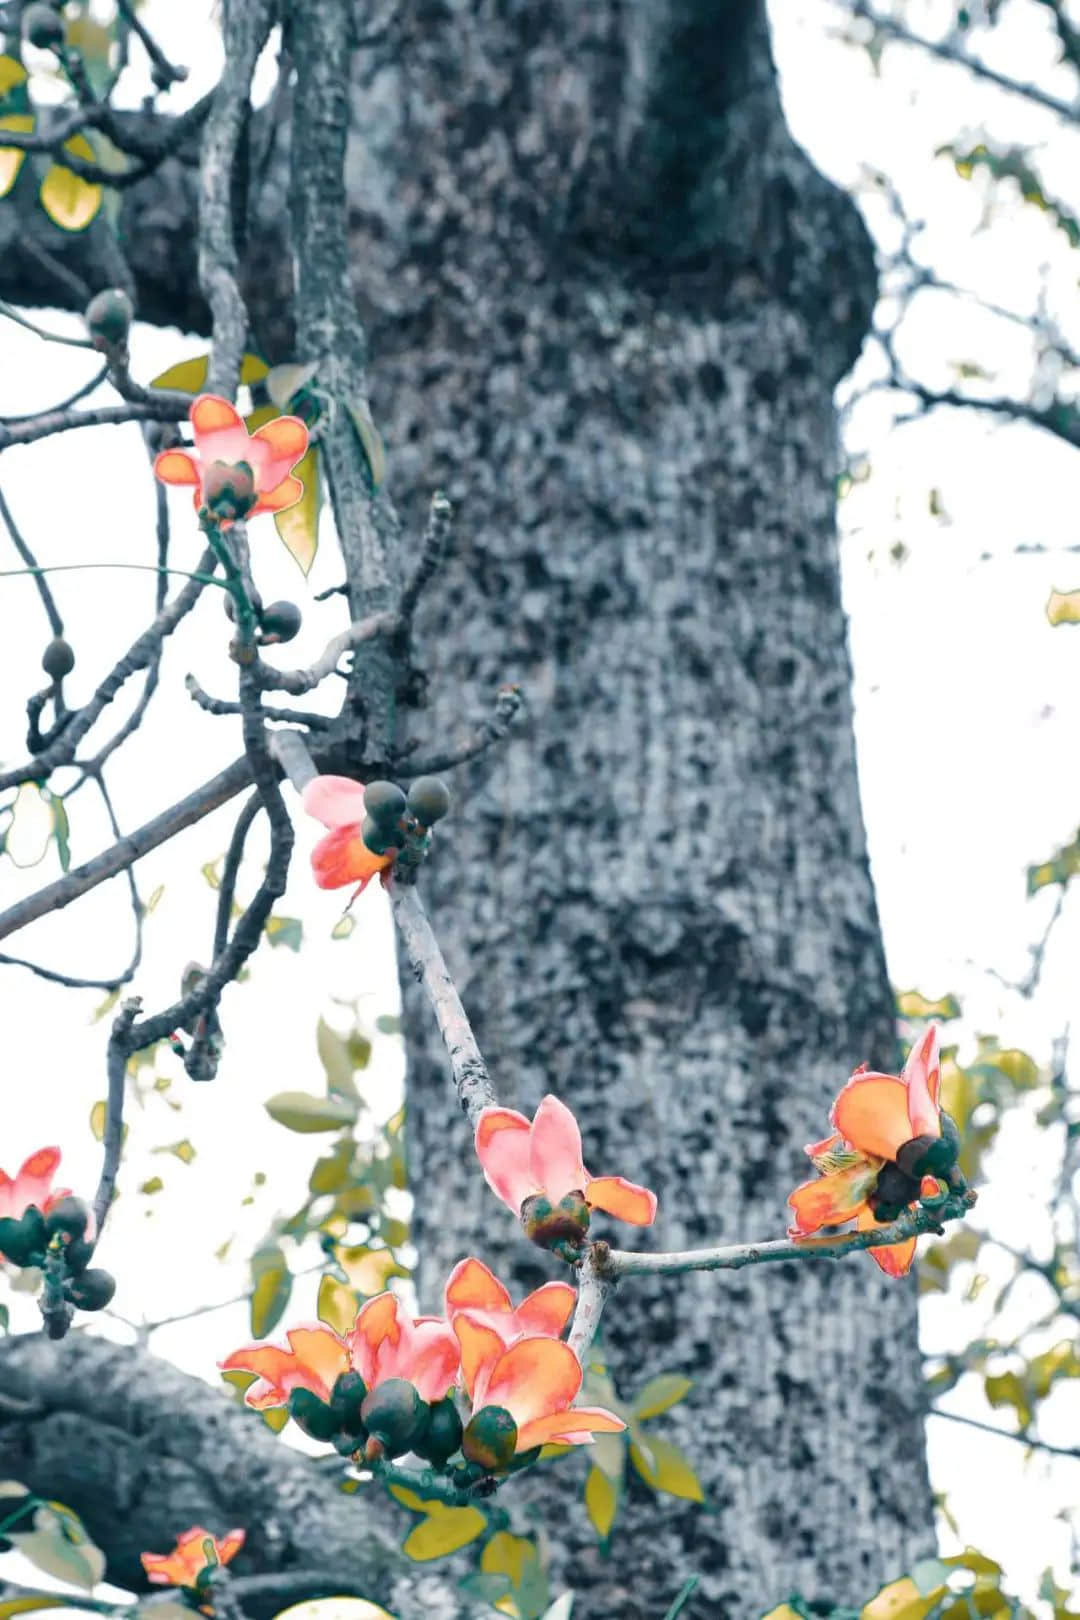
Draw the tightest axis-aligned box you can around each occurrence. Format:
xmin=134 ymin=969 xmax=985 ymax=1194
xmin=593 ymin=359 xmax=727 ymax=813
xmin=585 ymin=1174 xmax=657 ymax=1226
xmin=484 ymin=1336 xmax=583 ymax=1429
xmin=302 ymin=775 xmax=369 ymax=829
xmin=903 ymin=1025 xmax=942 ymax=1137
xmin=13 ymin=1147 xmax=62 ymax=1215
xmin=445 ymin=1256 xmax=513 ymax=1318
xmin=405 ymin=1318 xmax=461 ymax=1401
xmin=512 ymin=1281 xmax=576 ymax=1339
xmin=474 ymin=1108 xmax=537 ymax=1212
xmin=528 ymin=1096 xmax=587 ymax=1203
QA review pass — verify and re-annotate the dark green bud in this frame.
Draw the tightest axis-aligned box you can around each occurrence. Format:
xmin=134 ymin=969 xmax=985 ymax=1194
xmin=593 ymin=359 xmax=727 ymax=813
xmin=202 ymin=461 xmax=255 ymax=523
xmin=867 ymin=1161 xmax=921 ymax=1224
xmin=406 ymin=776 xmax=451 ymax=826
xmin=64 ymin=1267 xmax=116 ymax=1311
xmin=0 ymin=1206 xmax=47 ymax=1267
xmin=288 ymin=1387 xmax=340 ymax=1441
xmin=896 ymin=1117 xmax=959 ymax=1180
xmin=521 ymin=1189 xmax=590 ymax=1255
xmin=41 ymin=637 xmax=75 ymax=680
xmin=23 ymin=5 xmax=65 ymax=52
xmin=259 ymin=600 xmax=302 ymax=644
xmin=63 ymin=1235 xmax=94 ymax=1276
xmin=359 ymin=1378 xmax=426 ymax=1457
xmin=360 ymin=815 xmax=397 ymax=855
xmin=330 ymin=1370 xmax=368 ymax=1435
xmin=83 ymin=287 xmax=133 ymax=348
xmin=415 ymin=1395 xmax=463 ymax=1467
xmin=462 ymin=1405 xmax=518 ymax=1472
xmin=363 ymin=780 xmax=407 ymax=828
xmin=45 ymin=1196 xmax=92 ymax=1243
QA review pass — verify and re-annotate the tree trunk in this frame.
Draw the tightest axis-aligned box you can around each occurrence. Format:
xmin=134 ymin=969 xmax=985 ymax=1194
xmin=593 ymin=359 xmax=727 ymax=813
xmin=371 ymin=2 xmax=935 ymax=1614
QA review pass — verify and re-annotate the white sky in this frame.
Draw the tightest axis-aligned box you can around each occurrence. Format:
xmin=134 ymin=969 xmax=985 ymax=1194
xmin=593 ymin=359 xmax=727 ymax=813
xmin=0 ymin=0 xmax=1078 ymax=1612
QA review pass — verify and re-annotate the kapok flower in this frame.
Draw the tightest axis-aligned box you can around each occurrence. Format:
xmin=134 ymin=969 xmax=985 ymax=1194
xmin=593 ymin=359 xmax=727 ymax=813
xmin=302 ymin=775 xmax=396 ymax=900
xmin=141 ymin=1527 xmax=245 ymax=1588
xmin=475 ymin=1094 xmax=657 ymax=1253
xmin=0 ymin=1147 xmax=69 ymax=1221
xmin=347 ymin=1291 xmax=460 ymax=1403
xmin=454 ymin=1315 xmax=624 ymax=1468
xmin=444 ymin=1256 xmax=575 ymax=1346
xmin=787 ymin=1025 xmax=959 ymax=1278
xmin=219 ymin=1323 xmax=350 ymax=1410
xmin=154 ymin=394 xmax=308 ymax=524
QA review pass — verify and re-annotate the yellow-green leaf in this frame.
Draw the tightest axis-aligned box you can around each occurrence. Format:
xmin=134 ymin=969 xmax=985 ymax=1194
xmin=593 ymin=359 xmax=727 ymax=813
xmin=340 ymin=1245 xmax=408 ymax=1296
xmin=9 ymin=1504 xmax=105 ymax=1591
xmin=39 ymin=136 xmax=102 ymax=232
xmin=271 ymin=1599 xmax=398 ymax=1620
xmin=861 ymin=1576 xmax=945 ymax=1620
xmin=331 ymin=914 xmax=355 ymax=940
xmin=150 ymin=352 xmax=268 ymax=393
xmin=896 ymin=989 xmax=961 ymax=1022
xmin=274 ymin=446 xmax=321 ymax=575
xmin=628 ymin=1437 xmax=704 ymax=1502
xmin=631 ymin=1374 xmax=693 ymax=1420
xmin=0 ymin=56 xmax=28 ymax=97
xmin=221 ymin=1370 xmax=288 ymax=1432
xmin=250 ymin=1244 xmax=291 ymax=1337
xmin=387 ymin=1484 xmax=429 ymax=1514
xmin=317 ymin=1275 xmax=358 ymax=1336
xmin=984 ymin=1370 xmax=1032 ymax=1429
xmin=0 ymin=1597 xmax=74 ymax=1620
xmin=264 ymin=1091 xmax=357 ymax=1133
xmin=584 ymin=1466 xmax=618 ymax=1539
xmin=758 ymin=1609 xmax=805 ymax=1620
xmin=1047 ymin=588 xmax=1080 ymax=626
xmin=346 ymin=400 xmax=386 ymax=489
xmin=156 ymin=1139 xmax=196 ymax=1164
xmin=317 ymin=1018 xmax=360 ymax=1101
xmin=401 ymin=1505 xmax=487 ymax=1561
xmin=265 ymin=915 xmax=303 ymax=951
xmin=138 ymin=1176 xmax=164 ymax=1195
xmin=0 ymin=114 xmax=33 ymax=198
xmin=482 ymin=1531 xmax=538 ymax=1589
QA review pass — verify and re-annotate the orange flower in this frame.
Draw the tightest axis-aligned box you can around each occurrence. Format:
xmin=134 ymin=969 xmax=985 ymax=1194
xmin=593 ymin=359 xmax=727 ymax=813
xmin=0 ymin=1147 xmax=70 ymax=1221
xmin=301 ymin=775 xmax=396 ymax=900
xmin=787 ymin=1026 xmax=954 ymax=1277
xmin=154 ymin=394 xmax=307 ymax=523
xmin=444 ymin=1256 xmax=575 ymax=1345
xmin=474 ymin=1095 xmax=657 ymax=1231
xmin=141 ymin=1527 xmax=245 ymax=1588
xmin=219 ymin=1323 xmax=350 ymax=1410
xmin=455 ymin=1316 xmax=624 ymax=1454
xmin=347 ymin=1292 xmax=460 ymax=1402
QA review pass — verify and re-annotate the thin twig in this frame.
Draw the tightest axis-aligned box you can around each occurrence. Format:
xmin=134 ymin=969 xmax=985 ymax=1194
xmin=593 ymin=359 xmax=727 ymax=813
xmin=255 ymin=612 xmax=397 ymax=694
xmin=0 ymin=397 xmax=194 ymax=451
xmin=93 ymin=999 xmax=138 ymax=1241
xmin=389 ymin=885 xmax=497 ymax=1124
xmin=929 ymin=1404 xmax=1080 ymax=1460
xmin=0 ymin=364 xmax=108 ymax=423
xmin=0 ymin=302 xmax=96 ymax=350
xmin=0 ymin=485 xmax=63 ymax=636
xmin=213 ymin=793 xmax=263 ymax=958
xmin=395 ymin=685 xmax=524 ymax=774
xmin=186 ymin=674 xmax=332 ymax=729
xmin=398 ymin=490 xmax=452 ymax=625
xmin=115 ymin=0 xmax=187 ymax=86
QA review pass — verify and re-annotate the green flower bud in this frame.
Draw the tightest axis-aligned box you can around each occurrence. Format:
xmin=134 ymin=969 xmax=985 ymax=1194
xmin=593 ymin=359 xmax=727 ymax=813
xmin=520 ymin=1189 xmax=590 ymax=1255
xmin=406 ymin=777 xmax=451 ymax=827
xmin=0 ymin=1206 xmax=47 ymax=1268
xmin=359 ymin=1378 xmax=427 ymax=1457
xmin=363 ymin=780 xmax=407 ymax=829
xmin=41 ymin=637 xmax=75 ymax=680
xmin=202 ymin=461 xmax=256 ymax=523
xmin=64 ymin=1267 xmax=116 ymax=1311
xmin=360 ymin=815 xmax=398 ymax=855
xmin=330 ymin=1370 xmax=368 ymax=1435
xmin=23 ymin=4 xmax=64 ymax=52
xmin=84 ymin=287 xmax=133 ymax=348
xmin=45 ymin=1196 xmax=92 ymax=1243
xmin=867 ymin=1161 xmax=920 ymax=1224
xmin=462 ymin=1405 xmax=518 ymax=1472
xmin=896 ymin=1114 xmax=959 ymax=1181
xmin=288 ymin=1387 xmax=340 ymax=1441
xmin=414 ymin=1395 xmax=463 ymax=1467
xmin=63 ymin=1235 xmax=94 ymax=1276
xmin=259 ymin=600 xmax=302 ymax=644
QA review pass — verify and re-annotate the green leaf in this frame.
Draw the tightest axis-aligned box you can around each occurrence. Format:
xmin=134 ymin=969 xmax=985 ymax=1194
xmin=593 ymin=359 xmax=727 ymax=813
xmin=628 ymin=1437 xmax=704 ymax=1502
xmin=631 ymin=1374 xmax=693 ymax=1420
xmin=273 ymin=446 xmax=321 ymax=575
xmin=265 ymin=915 xmax=304 ymax=952
xmin=265 ymin=1091 xmax=357 ymax=1133
xmin=39 ymin=136 xmax=102 ymax=232
xmin=8 ymin=1503 xmax=105 ymax=1590
xmin=376 ymin=1014 xmax=402 ymax=1034
xmin=138 ymin=1177 xmax=164 ymax=1195
xmin=0 ymin=56 xmax=28 ymax=97
xmin=584 ymin=1466 xmax=618 ymax=1539
xmin=317 ymin=1018 xmax=360 ymax=1101
xmin=316 ymin=1275 xmax=358 ymax=1336
xmin=0 ymin=1597 xmax=74 ymax=1620
xmin=345 ymin=400 xmax=386 ymax=489
xmin=401 ymin=1505 xmax=487 ymax=1561
xmin=983 ymin=1370 xmax=1032 ymax=1430
xmin=150 ymin=352 xmax=269 ymax=393
xmin=155 ymin=1139 xmax=196 ymax=1165
xmin=0 ymin=114 xmax=33 ymax=198
xmin=250 ymin=1244 xmax=292 ymax=1337
xmin=895 ymin=989 xmax=961 ymax=1022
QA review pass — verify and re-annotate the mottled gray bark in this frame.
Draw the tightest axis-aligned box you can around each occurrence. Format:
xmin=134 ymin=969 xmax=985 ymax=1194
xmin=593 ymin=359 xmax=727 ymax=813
xmin=0 ymin=2 xmax=936 ymax=1617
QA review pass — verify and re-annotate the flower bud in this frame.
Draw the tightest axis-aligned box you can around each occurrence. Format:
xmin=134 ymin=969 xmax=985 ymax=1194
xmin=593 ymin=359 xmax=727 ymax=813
xmin=41 ymin=637 xmax=75 ymax=680
xmin=360 ymin=815 xmax=398 ymax=856
xmin=288 ymin=1387 xmax=340 ymax=1441
xmin=23 ymin=4 xmax=64 ymax=51
xmin=259 ymin=600 xmax=302 ymax=644
xmin=520 ymin=1189 xmax=590 ymax=1255
xmin=359 ymin=1378 xmax=427 ymax=1457
xmin=84 ymin=287 xmax=133 ymax=349
xmin=414 ymin=1395 xmax=463 ymax=1467
xmin=363 ymin=780 xmax=407 ymax=829
xmin=896 ymin=1115 xmax=959 ymax=1180
xmin=406 ymin=777 xmax=451 ymax=827
xmin=64 ymin=1267 xmax=116 ymax=1311
xmin=0 ymin=1208 xmax=46 ymax=1268
xmin=462 ymin=1405 xmax=518 ymax=1472
xmin=45 ymin=1196 xmax=91 ymax=1243
xmin=330 ymin=1370 xmax=368 ymax=1436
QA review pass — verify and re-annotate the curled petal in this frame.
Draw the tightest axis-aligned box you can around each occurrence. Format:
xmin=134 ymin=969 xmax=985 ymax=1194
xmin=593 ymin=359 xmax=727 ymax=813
xmin=856 ymin=1205 xmax=918 ymax=1278
xmin=214 ymin=1529 xmax=246 ymax=1567
xmin=252 ymin=473 xmax=305 ymax=516
xmin=309 ymin=824 xmax=392 ymax=891
xmin=903 ymin=1025 xmax=942 ymax=1138
xmin=513 ymin=1281 xmax=576 ymax=1339
xmin=286 ymin=1326 xmax=352 ymax=1397
xmin=529 ymin=1096 xmax=587 ymax=1203
xmin=302 ymin=775 xmax=369 ymax=830
xmin=154 ymin=449 xmax=201 ymax=487
xmin=474 ymin=1108 xmax=536 ymax=1212
xmin=453 ymin=1311 xmax=506 ymax=1406
xmin=484 ymin=1336 xmax=582 ymax=1429
xmin=191 ymin=394 xmax=244 ymax=437
xmin=252 ymin=414 xmax=309 ymax=485
xmin=831 ymin=1073 xmax=915 ymax=1162
xmin=219 ymin=1325 xmax=348 ymax=1406
xmin=445 ymin=1256 xmax=513 ymax=1318
xmin=585 ymin=1174 xmax=657 ymax=1226
xmin=349 ymin=1291 xmax=402 ymax=1387
xmin=787 ymin=1159 xmax=881 ymax=1237
xmin=518 ymin=1405 xmax=626 ymax=1451
xmin=804 ymin=1132 xmax=842 ymax=1160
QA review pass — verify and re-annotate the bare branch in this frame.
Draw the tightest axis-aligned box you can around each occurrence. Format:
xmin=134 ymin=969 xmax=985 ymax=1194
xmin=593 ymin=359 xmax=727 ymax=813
xmin=395 ymin=684 xmax=524 ymax=775
xmin=397 ymin=490 xmax=452 ymax=627
xmin=0 ymin=484 xmax=64 ymax=637
xmin=566 ymin=1250 xmax=613 ymax=1361
xmin=929 ymin=1404 xmax=1080 ymax=1460
xmin=254 ymin=611 xmax=397 ymax=694
xmin=186 ymin=673 xmax=332 ymax=729
xmin=0 ymin=396 xmax=193 ymax=451
xmin=93 ymin=999 xmax=137 ymax=1241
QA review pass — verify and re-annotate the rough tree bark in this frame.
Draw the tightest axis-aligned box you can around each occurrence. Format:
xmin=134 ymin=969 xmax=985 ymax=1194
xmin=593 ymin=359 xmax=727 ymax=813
xmin=0 ymin=2 xmax=937 ymax=1617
